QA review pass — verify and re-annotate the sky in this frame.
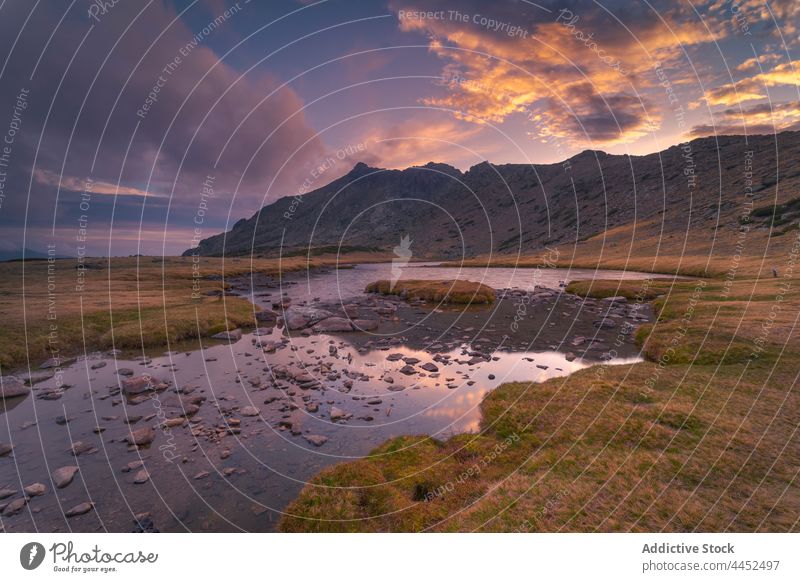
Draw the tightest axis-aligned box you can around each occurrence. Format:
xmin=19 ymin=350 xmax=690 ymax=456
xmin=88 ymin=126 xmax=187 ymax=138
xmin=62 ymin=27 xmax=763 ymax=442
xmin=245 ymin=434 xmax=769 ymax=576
xmin=0 ymin=0 xmax=797 ymax=256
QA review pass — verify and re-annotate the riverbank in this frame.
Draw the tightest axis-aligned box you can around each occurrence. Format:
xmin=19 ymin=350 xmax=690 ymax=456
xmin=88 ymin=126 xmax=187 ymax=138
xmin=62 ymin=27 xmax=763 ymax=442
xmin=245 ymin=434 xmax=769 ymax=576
xmin=280 ymin=275 xmax=800 ymax=532
xmin=0 ymin=253 xmax=392 ymax=372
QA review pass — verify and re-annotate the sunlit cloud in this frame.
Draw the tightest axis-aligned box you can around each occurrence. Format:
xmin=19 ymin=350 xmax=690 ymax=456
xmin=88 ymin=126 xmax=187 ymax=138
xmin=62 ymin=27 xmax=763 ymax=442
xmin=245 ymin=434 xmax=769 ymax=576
xmin=33 ymin=169 xmax=164 ymax=198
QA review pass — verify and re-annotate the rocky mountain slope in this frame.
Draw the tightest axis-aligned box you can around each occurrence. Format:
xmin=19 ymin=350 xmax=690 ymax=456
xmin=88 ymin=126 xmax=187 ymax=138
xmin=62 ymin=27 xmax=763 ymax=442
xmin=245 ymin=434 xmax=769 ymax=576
xmin=186 ymin=132 xmax=800 ymax=260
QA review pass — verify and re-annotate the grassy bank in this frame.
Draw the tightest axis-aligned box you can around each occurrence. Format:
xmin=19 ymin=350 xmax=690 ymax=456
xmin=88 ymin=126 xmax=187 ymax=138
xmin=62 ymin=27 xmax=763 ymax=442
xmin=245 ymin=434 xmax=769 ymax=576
xmin=281 ymin=274 xmax=800 ymax=532
xmin=366 ymin=279 xmax=495 ymax=304
xmin=0 ymin=253 xmax=385 ymax=372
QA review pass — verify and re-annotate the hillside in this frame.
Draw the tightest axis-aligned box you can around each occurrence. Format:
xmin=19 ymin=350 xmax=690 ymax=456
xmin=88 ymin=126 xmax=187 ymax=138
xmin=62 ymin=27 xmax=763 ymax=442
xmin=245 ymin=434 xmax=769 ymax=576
xmin=187 ymin=132 xmax=800 ymax=267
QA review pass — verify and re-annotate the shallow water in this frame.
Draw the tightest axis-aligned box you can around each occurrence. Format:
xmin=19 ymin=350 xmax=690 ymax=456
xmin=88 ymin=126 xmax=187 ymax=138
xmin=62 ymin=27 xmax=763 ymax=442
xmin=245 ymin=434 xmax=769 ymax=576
xmin=0 ymin=264 xmax=657 ymax=532
xmin=265 ymin=262 xmax=669 ymax=304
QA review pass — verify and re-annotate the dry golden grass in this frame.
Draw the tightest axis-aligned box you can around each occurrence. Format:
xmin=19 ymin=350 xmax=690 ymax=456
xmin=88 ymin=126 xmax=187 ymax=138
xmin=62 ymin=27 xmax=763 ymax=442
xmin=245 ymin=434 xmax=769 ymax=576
xmin=0 ymin=253 xmax=381 ymax=371
xmin=366 ymin=279 xmax=495 ymax=304
xmin=281 ymin=274 xmax=800 ymax=532
xmin=443 ymin=220 xmax=799 ymax=278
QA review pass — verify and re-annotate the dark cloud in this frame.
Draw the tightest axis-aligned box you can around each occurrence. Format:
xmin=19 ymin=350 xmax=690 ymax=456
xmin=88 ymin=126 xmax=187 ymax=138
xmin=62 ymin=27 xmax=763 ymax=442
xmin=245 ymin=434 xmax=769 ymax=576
xmin=0 ymin=0 xmax=325 ymax=254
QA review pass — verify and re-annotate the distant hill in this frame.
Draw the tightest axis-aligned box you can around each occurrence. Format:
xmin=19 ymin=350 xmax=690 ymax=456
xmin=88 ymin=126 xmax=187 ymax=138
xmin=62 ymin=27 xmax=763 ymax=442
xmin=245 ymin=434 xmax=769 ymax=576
xmin=186 ymin=132 xmax=800 ymax=262
xmin=0 ymin=247 xmax=71 ymax=262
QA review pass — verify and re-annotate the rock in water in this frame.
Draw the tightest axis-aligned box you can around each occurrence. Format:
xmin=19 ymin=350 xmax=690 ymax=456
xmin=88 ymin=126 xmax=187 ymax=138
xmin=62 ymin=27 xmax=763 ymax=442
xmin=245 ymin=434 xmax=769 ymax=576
xmin=211 ymin=328 xmax=242 ymax=341
xmin=2 ymin=497 xmax=27 ymax=516
xmin=0 ymin=488 xmax=17 ymax=499
xmin=241 ymin=406 xmax=259 ymax=417
xmin=312 ymin=317 xmax=354 ymax=333
xmin=352 ymin=319 xmax=378 ymax=331
xmin=126 ymin=426 xmax=156 ymax=446
xmin=121 ymin=374 xmax=168 ymax=396
xmin=330 ymin=406 xmax=350 ymax=422
xmin=0 ymin=376 xmax=30 ymax=399
xmin=52 ymin=466 xmax=79 ymax=489
xmin=65 ymin=502 xmax=94 ymax=518
xmin=283 ymin=306 xmax=333 ymax=330
xmin=304 ymin=434 xmax=328 ymax=447
xmin=24 ymin=483 xmax=47 ymax=497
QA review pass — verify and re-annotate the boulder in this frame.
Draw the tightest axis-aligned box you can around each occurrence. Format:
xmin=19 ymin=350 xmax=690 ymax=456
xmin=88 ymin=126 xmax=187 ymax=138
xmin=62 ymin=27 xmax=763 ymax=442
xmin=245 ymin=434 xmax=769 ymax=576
xmin=52 ymin=466 xmax=79 ymax=489
xmin=126 ymin=426 xmax=156 ymax=446
xmin=24 ymin=483 xmax=47 ymax=497
xmin=283 ymin=306 xmax=333 ymax=330
xmin=330 ymin=406 xmax=350 ymax=422
xmin=255 ymin=309 xmax=278 ymax=323
xmin=304 ymin=434 xmax=328 ymax=447
xmin=212 ymin=328 xmax=242 ymax=341
xmin=121 ymin=374 xmax=168 ymax=396
xmin=312 ymin=317 xmax=354 ymax=333
xmin=2 ymin=497 xmax=27 ymax=516
xmin=0 ymin=376 xmax=30 ymax=399
xmin=64 ymin=502 xmax=94 ymax=518
xmin=352 ymin=319 xmax=379 ymax=331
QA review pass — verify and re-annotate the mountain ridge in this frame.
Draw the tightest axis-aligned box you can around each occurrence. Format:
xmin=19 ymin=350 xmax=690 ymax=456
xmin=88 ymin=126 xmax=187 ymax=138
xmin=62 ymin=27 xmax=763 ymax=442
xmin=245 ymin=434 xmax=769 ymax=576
xmin=185 ymin=131 xmax=800 ymax=259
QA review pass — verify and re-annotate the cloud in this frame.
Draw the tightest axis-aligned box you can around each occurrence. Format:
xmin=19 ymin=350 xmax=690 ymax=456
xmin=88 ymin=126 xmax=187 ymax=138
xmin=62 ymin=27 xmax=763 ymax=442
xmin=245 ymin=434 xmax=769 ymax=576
xmin=0 ymin=0 xmax=326 ymax=236
xmin=33 ymin=169 xmax=161 ymax=198
xmin=690 ymin=101 xmax=800 ymax=137
xmin=703 ymin=60 xmax=800 ymax=106
xmin=388 ymin=0 xmax=715 ymax=147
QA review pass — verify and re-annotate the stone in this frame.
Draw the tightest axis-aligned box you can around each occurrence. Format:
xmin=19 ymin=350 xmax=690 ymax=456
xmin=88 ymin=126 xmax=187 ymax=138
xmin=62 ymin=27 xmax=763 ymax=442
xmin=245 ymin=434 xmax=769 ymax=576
xmin=0 ymin=376 xmax=30 ymax=399
xmin=420 ymin=363 xmax=439 ymax=373
xmin=126 ymin=426 xmax=156 ymax=446
xmin=193 ymin=471 xmax=209 ymax=480
xmin=0 ymin=443 xmax=13 ymax=457
xmin=330 ymin=406 xmax=350 ymax=422
xmin=0 ymin=488 xmax=18 ymax=499
xmin=24 ymin=483 xmax=47 ymax=497
xmin=241 ymin=406 xmax=259 ymax=417
xmin=40 ymin=356 xmax=74 ymax=369
xmin=52 ymin=466 xmax=79 ymax=489
xmin=255 ymin=309 xmax=278 ymax=323
xmin=70 ymin=441 xmax=96 ymax=456
xmin=2 ymin=497 xmax=27 ymax=516
xmin=304 ymin=434 xmax=328 ymax=447
xmin=352 ymin=319 xmax=378 ymax=331
xmin=283 ymin=306 xmax=333 ymax=330
xmin=64 ymin=502 xmax=94 ymax=518
xmin=312 ymin=317 xmax=354 ymax=333
xmin=399 ymin=365 xmax=416 ymax=375
xmin=565 ymin=352 xmax=577 ymax=362
xmin=212 ymin=328 xmax=242 ymax=341
xmin=133 ymin=469 xmax=150 ymax=484
xmin=90 ymin=361 xmax=107 ymax=370
xmin=121 ymin=374 xmax=168 ymax=396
